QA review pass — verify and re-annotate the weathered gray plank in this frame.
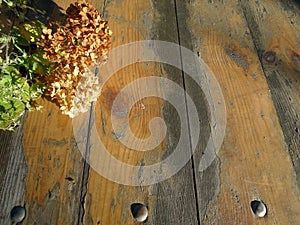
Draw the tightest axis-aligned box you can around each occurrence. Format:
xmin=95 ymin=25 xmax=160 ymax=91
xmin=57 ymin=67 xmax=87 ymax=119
xmin=0 ymin=114 xmax=27 ymax=224
xmin=2 ymin=0 xmax=299 ymax=224
xmin=150 ymin=0 xmax=200 ymax=224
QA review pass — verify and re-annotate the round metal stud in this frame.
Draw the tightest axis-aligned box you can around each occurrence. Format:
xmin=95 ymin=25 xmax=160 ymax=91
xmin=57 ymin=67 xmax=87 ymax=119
xmin=10 ymin=205 xmax=26 ymax=223
xmin=130 ymin=203 xmax=148 ymax=222
xmin=250 ymin=200 xmax=267 ymax=218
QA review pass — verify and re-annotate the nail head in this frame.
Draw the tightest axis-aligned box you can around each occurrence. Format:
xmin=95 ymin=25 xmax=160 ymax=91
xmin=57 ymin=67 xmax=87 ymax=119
xmin=130 ymin=203 xmax=148 ymax=222
xmin=10 ymin=205 xmax=26 ymax=223
xmin=250 ymin=200 xmax=267 ymax=217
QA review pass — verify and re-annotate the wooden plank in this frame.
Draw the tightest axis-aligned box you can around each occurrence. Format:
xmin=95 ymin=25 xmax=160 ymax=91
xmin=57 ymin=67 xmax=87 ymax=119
xmin=2 ymin=0 xmax=299 ymax=224
xmin=81 ymin=0 xmax=199 ymax=224
xmin=151 ymin=1 xmax=200 ymax=224
xmin=22 ymin=98 xmax=87 ymax=224
xmin=0 ymin=0 xmax=87 ymax=224
xmin=0 ymin=115 xmax=27 ymax=224
xmin=20 ymin=1 xmax=87 ymax=224
xmin=176 ymin=0 xmax=300 ymax=224
xmin=241 ymin=0 xmax=300 ymax=186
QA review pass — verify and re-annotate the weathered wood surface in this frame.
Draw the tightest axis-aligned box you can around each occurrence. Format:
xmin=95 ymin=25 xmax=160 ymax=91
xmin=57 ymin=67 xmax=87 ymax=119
xmin=181 ymin=0 xmax=300 ymax=224
xmin=0 ymin=115 xmax=27 ymax=223
xmin=241 ymin=0 xmax=300 ymax=186
xmin=83 ymin=0 xmax=199 ymax=224
xmin=0 ymin=0 xmax=299 ymax=224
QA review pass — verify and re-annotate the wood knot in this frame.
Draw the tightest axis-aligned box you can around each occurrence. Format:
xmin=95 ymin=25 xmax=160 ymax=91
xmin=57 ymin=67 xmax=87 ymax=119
xmin=291 ymin=51 xmax=300 ymax=68
xmin=262 ymin=51 xmax=277 ymax=64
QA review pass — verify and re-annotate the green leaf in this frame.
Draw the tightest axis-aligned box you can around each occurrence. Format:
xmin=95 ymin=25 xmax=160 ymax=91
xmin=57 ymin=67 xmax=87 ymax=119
xmin=32 ymin=61 xmax=38 ymax=71
xmin=0 ymin=6 xmax=48 ymax=131
xmin=0 ymin=75 xmax=11 ymax=85
xmin=0 ymin=113 xmax=10 ymax=120
xmin=6 ymin=0 xmax=13 ymax=7
xmin=30 ymin=53 xmax=52 ymax=75
xmin=30 ymin=82 xmax=45 ymax=100
xmin=0 ymin=101 xmax=12 ymax=110
xmin=11 ymin=26 xmax=29 ymax=48
xmin=18 ymin=22 xmax=42 ymax=43
xmin=20 ymin=82 xmax=30 ymax=101
xmin=15 ymin=35 xmax=30 ymax=46
xmin=12 ymin=98 xmax=25 ymax=114
xmin=3 ymin=65 xmax=20 ymax=76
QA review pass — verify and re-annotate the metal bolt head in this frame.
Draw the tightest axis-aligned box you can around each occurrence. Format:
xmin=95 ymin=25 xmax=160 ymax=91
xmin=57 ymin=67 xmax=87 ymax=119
xmin=130 ymin=203 xmax=148 ymax=222
xmin=10 ymin=205 xmax=26 ymax=223
xmin=250 ymin=200 xmax=267 ymax=218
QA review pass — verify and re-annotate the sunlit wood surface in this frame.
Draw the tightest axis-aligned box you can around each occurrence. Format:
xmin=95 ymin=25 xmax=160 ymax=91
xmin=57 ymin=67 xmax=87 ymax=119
xmin=1 ymin=0 xmax=300 ymax=224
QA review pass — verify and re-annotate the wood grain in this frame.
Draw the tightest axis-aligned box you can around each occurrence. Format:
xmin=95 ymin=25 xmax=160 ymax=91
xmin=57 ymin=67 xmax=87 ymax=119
xmin=241 ymin=0 xmax=300 ymax=187
xmin=1 ymin=0 xmax=300 ymax=224
xmin=0 ymin=115 xmax=27 ymax=224
xmin=151 ymin=1 xmax=200 ymax=224
xmin=0 ymin=1 xmax=83 ymax=224
xmin=82 ymin=0 xmax=199 ymax=224
xmin=179 ymin=0 xmax=300 ymax=224
xmin=22 ymin=98 xmax=87 ymax=224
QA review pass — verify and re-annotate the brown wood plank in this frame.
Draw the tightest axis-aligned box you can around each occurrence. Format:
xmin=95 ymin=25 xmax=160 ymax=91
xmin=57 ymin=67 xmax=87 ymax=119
xmin=22 ymin=99 xmax=87 ymax=224
xmin=2 ymin=0 xmax=299 ymax=224
xmin=81 ymin=0 xmax=199 ymax=224
xmin=21 ymin=1 xmax=87 ymax=224
xmin=0 ymin=1 xmax=87 ymax=224
xmin=241 ymin=0 xmax=300 ymax=186
xmin=176 ymin=0 xmax=300 ymax=224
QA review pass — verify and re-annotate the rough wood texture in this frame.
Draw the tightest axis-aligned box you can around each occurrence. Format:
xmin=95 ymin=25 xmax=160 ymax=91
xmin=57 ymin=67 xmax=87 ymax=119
xmin=0 ymin=1 xmax=87 ymax=224
xmin=1 ymin=0 xmax=300 ymax=224
xmin=0 ymin=115 xmax=27 ymax=224
xmin=22 ymin=98 xmax=87 ymax=224
xmin=181 ymin=0 xmax=300 ymax=224
xmin=151 ymin=1 xmax=200 ymax=224
xmin=82 ymin=0 xmax=198 ymax=224
xmin=241 ymin=0 xmax=300 ymax=186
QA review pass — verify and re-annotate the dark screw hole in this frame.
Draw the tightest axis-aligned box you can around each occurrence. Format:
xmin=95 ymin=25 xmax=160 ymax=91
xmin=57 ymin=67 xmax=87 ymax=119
xmin=65 ymin=177 xmax=74 ymax=182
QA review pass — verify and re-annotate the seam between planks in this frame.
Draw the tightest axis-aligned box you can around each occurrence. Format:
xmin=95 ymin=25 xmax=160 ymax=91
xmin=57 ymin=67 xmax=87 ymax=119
xmin=77 ymin=3 xmax=109 ymax=224
xmin=77 ymin=103 xmax=94 ymax=225
xmin=173 ymin=1 xmax=201 ymax=224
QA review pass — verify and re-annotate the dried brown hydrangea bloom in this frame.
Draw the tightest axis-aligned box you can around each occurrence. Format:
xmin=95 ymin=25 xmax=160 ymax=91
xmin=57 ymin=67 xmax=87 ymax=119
xmin=38 ymin=1 xmax=112 ymax=117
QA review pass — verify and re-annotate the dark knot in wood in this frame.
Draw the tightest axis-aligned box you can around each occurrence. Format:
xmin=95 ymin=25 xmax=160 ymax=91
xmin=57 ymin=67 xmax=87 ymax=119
xmin=263 ymin=51 xmax=277 ymax=64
